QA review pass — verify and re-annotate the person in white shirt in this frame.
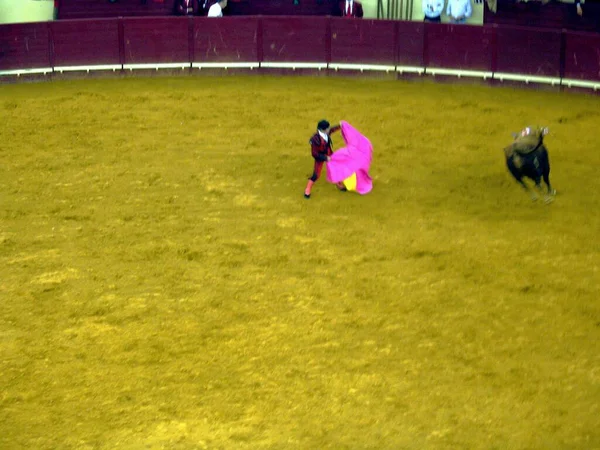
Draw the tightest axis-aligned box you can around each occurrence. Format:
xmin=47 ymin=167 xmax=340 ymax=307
xmin=446 ymin=0 xmax=471 ymax=23
xmin=423 ymin=0 xmax=444 ymax=22
xmin=207 ymin=0 xmax=227 ymax=17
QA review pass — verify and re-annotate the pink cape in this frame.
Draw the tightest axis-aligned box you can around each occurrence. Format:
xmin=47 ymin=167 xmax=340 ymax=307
xmin=326 ymin=121 xmax=373 ymax=195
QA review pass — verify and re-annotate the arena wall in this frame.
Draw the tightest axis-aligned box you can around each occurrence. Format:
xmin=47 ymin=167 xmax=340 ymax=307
xmin=0 ymin=17 xmax=599 ymax=90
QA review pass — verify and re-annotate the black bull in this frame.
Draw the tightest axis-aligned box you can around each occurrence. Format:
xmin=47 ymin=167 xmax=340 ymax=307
xmin=504 ymin=133 xmax=556 ymax=202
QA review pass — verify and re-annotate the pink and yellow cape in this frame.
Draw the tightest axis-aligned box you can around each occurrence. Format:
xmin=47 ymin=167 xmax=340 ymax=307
xmin=326 ymin=121 xmax=373 ymax=194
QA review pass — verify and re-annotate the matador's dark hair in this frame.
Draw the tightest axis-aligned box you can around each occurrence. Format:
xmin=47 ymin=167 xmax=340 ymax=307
xmin=317 ymin=120 xmax=330 ymax=131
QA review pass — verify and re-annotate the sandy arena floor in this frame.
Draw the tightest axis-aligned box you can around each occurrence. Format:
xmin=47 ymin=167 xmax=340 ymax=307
xmin=1 ymin=75 xmax=599 ymax=449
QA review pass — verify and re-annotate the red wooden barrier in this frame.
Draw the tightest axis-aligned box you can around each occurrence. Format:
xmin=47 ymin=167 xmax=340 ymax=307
xmin=2 ymin=17 xmax=600 ymax=87
xmin=0 ymin=22 xmax=51 ymax=71
xmin=426 ymin=23 xmax=494 ymax=72
xmin=330 ymin=19 xmax=396 ymax=66
xmin=192 ymin=17 xmax=259 ymax=64
xmin=261 ymin=17 xmax=328 ymax=63
xmin=495 ymin=25 xmax=562 ymax=77
xmin=122 ymin=17 xmax=189 ymax=65
xmin=563 ymin=31 xmax=600 ymax=82
xmin=51 ymin=19 xmax=120 ymax=68
xmin=396 ymin=21 xmax=424 ymax=69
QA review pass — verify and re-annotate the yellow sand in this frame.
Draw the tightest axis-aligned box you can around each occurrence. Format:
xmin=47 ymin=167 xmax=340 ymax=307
xmin=0 ymin=75 xmax=599 ymax=449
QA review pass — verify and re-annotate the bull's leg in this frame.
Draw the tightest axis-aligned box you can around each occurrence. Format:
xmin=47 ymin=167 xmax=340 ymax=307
xmin=543 ymin=175 xmax=555 ymax=204
xmin=507 ymin=158 xmax=537 ymax=201
xmin=534 ymin=182 xmax=545 ymax=201
xmin=533 ymin=175 xmax=554 ymax=204
xmin=528 ymin=187 xmax=538 ymax=201
xmin=543 ymin=172 xmax=556 ymax=196
xmin=540 ymin=149 xmax=556 ymax=197
xmin=541 ymin=167 xmax=556 ymax=204
xmin=518 ymin=179 xmax=538 ymax=201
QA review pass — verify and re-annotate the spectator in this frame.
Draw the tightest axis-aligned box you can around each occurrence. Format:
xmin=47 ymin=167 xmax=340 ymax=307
xmin=207 ymin=0 xmax=228 ymax=16
xmin=338 ymin=0 xmax=364 ymax=18
xmin=198 ymin=0 xmax=211 ymax=15
xmin=423 ymin=0 xmax=445 ymax=22
xmin=174 ymin=0 xmax=200 ymax=16
xmin=575 ymin=0 xmax=600 ymax=31
xmin=446 ymin=0 xmax=472 ymax=23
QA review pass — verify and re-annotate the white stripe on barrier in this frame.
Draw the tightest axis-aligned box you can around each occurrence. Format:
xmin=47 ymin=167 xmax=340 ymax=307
xmin=561 ymin=78 xmax=600 ymax=90
xmin=54 ymin=64 xmax=122 ymax=73
xmin=493 ymin=72 xmax=561 ymax=86
xmin=123 ymin=63 xmax=191 ymax=70
xmin=260 ymin=62 xmax=328 ymax=70
xmin=192 ymin=62 xmax=260 ymax=69
xmin=1 ymin=62 xmax=599 ymax=91
xmin=396 ymin=66 xmax=425 ymax=74
xmin=328 ymin=63 xmax=395 ymax=72
xmin=0 ymin=67 xmax=53 ymax=76
xmin=426 ymin=67 xmax=493 ymax=79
